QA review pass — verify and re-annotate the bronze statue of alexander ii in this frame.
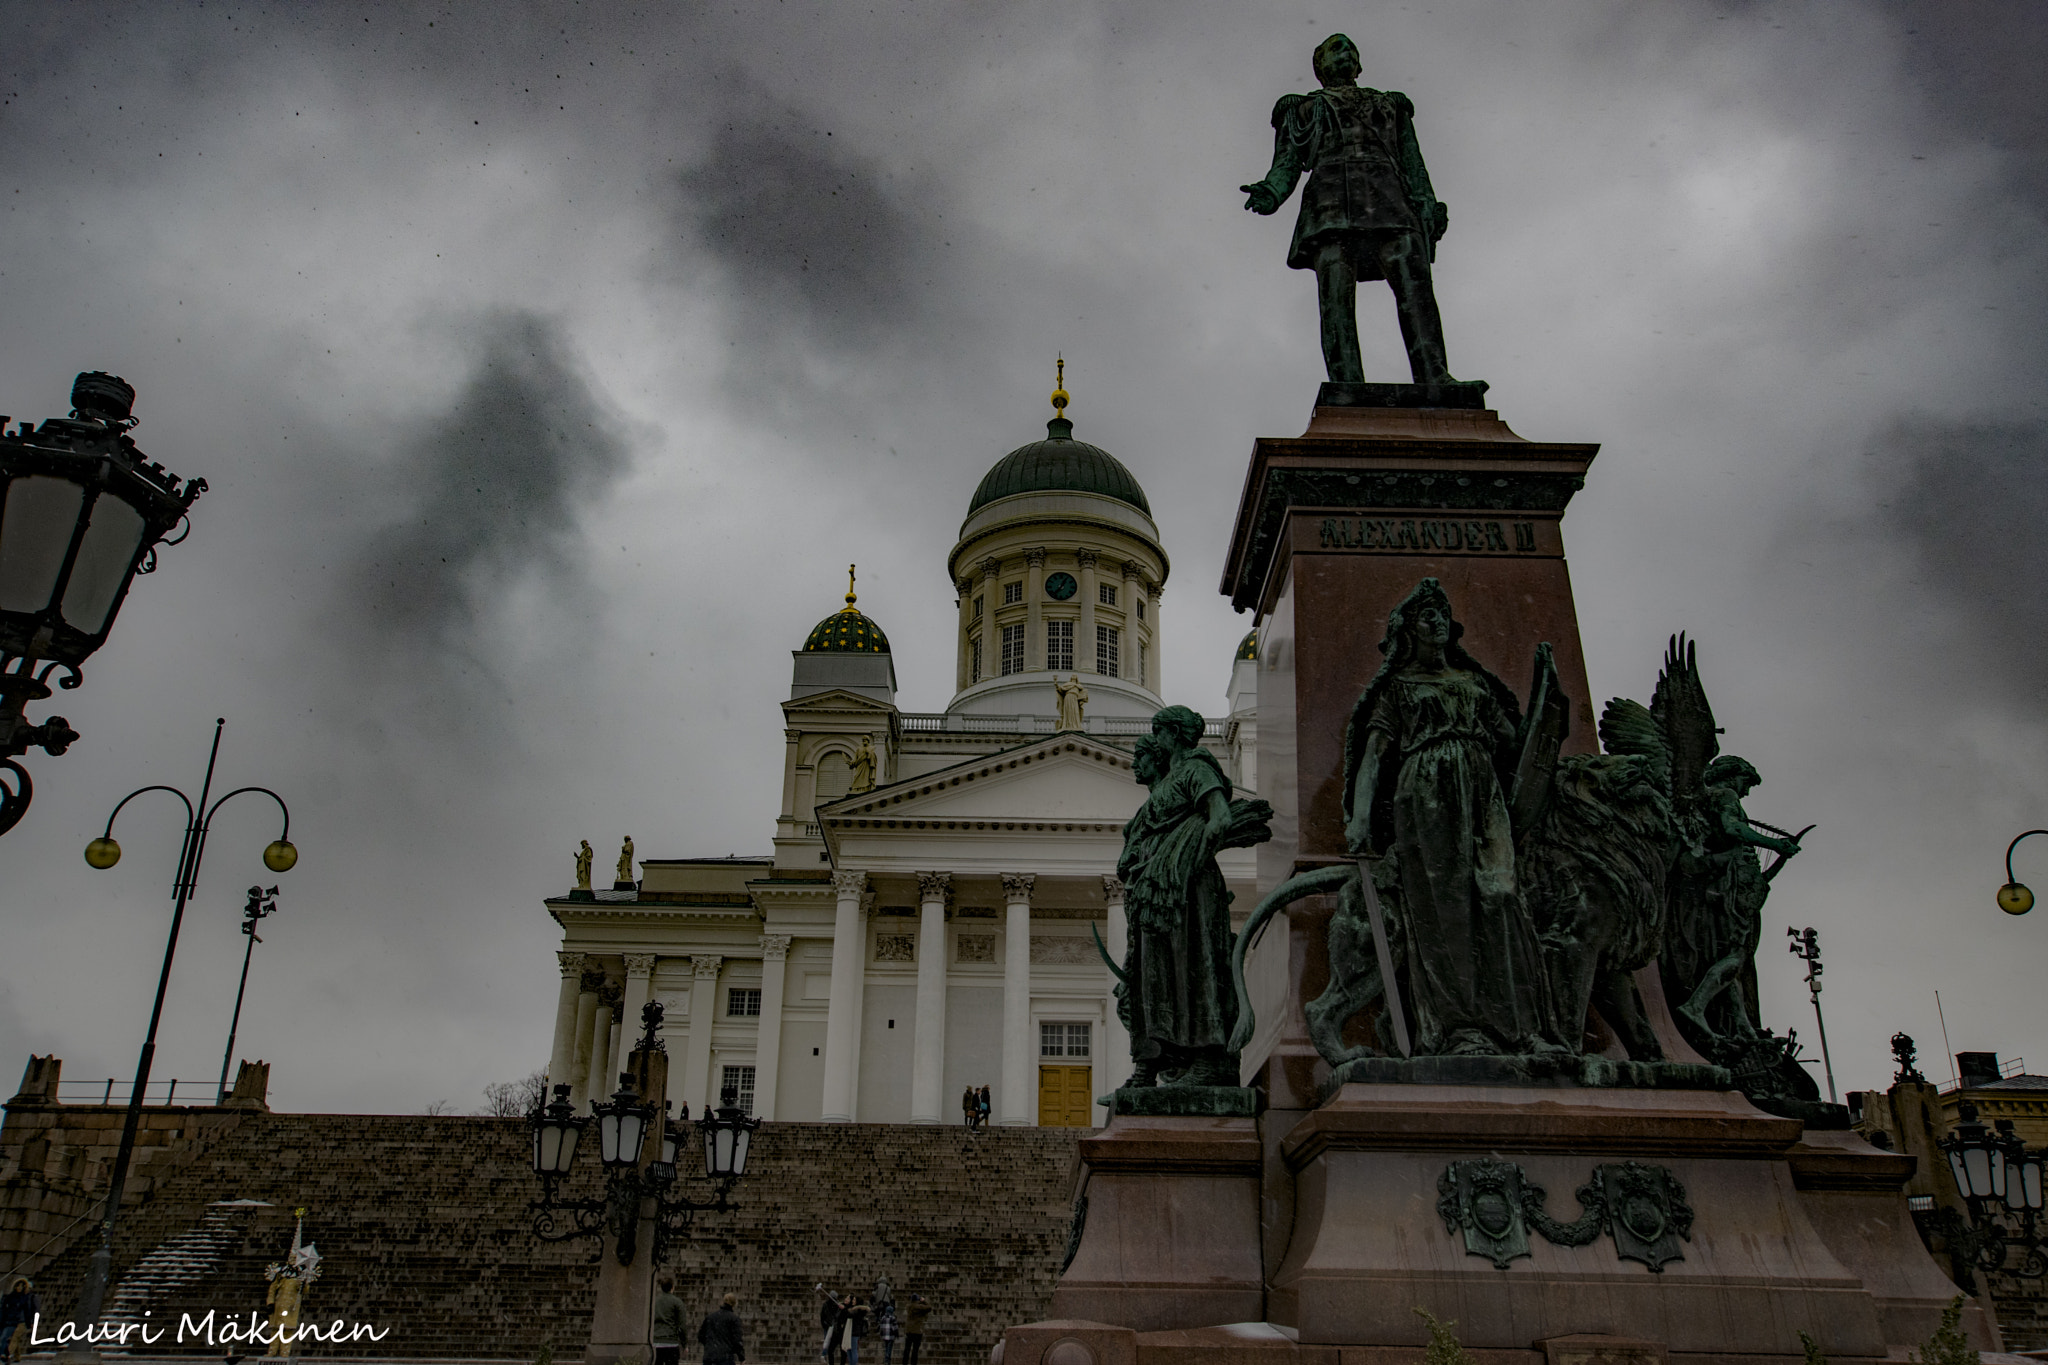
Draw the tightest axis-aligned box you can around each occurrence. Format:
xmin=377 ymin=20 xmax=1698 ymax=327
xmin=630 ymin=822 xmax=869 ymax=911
xmin=1242 ymin=33 xmax=1471 ymax=392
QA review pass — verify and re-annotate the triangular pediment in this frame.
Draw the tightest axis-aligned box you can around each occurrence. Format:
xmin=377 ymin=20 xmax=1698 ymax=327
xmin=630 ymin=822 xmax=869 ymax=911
xmin=818 ymin=733 xmax=1142 ymax=830
xmin=781 ymin=688 xmax=899 ymax=717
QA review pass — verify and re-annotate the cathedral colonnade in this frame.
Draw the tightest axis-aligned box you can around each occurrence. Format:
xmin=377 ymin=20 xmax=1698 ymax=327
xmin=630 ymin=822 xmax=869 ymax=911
xmin=546 ymin=867 xmax=1126 ymax=1127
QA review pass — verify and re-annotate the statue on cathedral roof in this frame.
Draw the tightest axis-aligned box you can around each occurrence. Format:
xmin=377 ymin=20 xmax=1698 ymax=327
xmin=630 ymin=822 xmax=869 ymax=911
xmin=615 ymin=836 xmax=635 ymax=890
xmin=849 ymin=736 xmax=877 ymax=793
xmin=1055 ymin=675 xmax=1089 ymax=732
xmin=574 ymin=840 xmax=593 ymax=891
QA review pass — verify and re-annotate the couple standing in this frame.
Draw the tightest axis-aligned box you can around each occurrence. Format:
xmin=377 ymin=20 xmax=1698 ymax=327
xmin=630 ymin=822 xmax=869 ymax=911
xmin=959 ymin=1084 xmax=991 ymax=1129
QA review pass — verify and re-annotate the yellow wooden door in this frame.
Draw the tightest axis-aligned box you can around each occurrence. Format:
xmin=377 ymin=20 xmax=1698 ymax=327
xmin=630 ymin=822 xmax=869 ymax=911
xmin=1037 ymin=1065 xmax=1093 ymax=1126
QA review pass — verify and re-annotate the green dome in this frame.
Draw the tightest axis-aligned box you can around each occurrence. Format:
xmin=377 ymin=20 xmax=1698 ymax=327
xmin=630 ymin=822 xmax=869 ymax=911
xmin=968 ymin=418 xmax=1151 ymax=516
xmin=1236 ymin=629 xmax=1259 ymax=662
xmin=803 ymin=605 xmax=891 ymax=654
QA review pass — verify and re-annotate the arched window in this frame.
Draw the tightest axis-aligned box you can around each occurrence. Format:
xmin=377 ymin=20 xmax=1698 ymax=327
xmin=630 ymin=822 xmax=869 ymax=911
xmin=815 ymin=750 xmax=853 ymax=802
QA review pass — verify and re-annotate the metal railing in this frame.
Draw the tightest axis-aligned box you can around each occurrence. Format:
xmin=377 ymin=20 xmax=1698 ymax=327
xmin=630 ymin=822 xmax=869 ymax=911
xmin=51 ymin=1078 xmax=197 ymax=1106
xmin=1937 ymin=1057 xmax=2029 ymax=1094
xmin=897 ymin=712 xmax=1228 ymax=739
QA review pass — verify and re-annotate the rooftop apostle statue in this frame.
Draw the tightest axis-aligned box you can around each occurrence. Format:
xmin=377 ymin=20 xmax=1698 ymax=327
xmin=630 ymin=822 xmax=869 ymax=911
xmin=1241 ymin=33 xmax=1463 ymax=387
xmin=849 ymin=735 xmax=878 ymax=794
xmin=1055 ymin=675 xmax=1089 ymax=732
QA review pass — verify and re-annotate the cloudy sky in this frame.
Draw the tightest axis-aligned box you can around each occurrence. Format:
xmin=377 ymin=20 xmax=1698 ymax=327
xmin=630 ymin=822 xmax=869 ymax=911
xmin=0 ymin=2 xmax=2042 ymax=1114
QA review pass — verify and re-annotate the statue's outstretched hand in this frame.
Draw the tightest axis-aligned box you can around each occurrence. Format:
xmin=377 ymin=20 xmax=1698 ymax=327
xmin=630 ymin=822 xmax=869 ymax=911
xmin=1241 ymin=182 xmax=1281 ymax=215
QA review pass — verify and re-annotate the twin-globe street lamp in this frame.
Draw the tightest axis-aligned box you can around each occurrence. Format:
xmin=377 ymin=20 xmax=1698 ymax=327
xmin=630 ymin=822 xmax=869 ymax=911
xmin=529 ymin=1002 xmax=760 ymax=1266
xmin=64 ymin=717 xmax=296 ymax=1348
xmin=0 ymin=373 xmax=206 ymax=835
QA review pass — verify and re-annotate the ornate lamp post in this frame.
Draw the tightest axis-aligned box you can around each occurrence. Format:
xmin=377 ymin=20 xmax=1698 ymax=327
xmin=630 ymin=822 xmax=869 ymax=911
xmin=64 ymin=718 xmax=295 ymax=1352
xmin=0 ymin=372 xmax=206 ymax=835
xmin=527 ymin=1001 xmax=759 ymax=1266
xmin=1921 ymin=1099 xmax=2048 ymax=1291
xmin=1996 ymin=830 xmax=2046 ymax=915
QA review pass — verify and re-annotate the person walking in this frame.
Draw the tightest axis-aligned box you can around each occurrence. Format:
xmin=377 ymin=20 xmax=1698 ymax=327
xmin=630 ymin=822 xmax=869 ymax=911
xmin=902 ymin=1294 xmax=930 ymax=1365
xmin=961 ymin=1085 xmax=976 ymax=1128
xmin=976 ymin=1085 xmax=991 ymax=1129
xmin=651 ymin=1273 xmax=685 ymax=1365
xmin=699 ymin=1292 xmax=746 ymax=1365
xmin=877 ymin=1300 xmax=899 ymax=1365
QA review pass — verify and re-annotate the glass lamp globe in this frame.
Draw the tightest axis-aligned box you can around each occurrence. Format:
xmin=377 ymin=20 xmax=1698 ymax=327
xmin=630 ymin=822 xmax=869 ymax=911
xmin=83 ymin=836 xmax=121 ymax=869
xmin=1998 ymin=881 xmax=2034 ymax=916
xmin=263 ymin=840 xmax=298 ymax=873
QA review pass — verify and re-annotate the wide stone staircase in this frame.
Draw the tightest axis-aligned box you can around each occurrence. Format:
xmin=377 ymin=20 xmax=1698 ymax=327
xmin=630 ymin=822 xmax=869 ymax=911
xmin=28 ymin=1115 xmax=1079 ymax=1362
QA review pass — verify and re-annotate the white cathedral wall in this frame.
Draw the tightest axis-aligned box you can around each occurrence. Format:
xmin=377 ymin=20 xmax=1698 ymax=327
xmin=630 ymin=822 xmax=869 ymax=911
xmin=855 ymin=982 xmax=918 ymax=1122
xmin=944 ymin=984 xmax=1003 ymax=1120
xmin=777 ymin=1015 xmax=827 ymax=1122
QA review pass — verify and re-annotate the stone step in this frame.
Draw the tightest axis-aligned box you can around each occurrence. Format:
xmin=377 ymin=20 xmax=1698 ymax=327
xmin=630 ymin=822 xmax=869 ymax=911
xmin=27 ymin=1116 xmax=1080 ymax=1363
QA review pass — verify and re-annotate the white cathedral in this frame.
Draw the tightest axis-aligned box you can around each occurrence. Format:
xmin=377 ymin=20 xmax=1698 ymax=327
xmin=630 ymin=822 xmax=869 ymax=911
xmin=542 ymin=383 xmax=1259 ymax=1128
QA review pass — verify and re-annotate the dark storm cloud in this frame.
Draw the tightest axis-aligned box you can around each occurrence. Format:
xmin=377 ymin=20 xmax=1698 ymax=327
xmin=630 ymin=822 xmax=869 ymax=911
xmin=346 ymin=311 xmax=630 ymax=662
xmin=676 ymin=103 xmax=953 ymax=353
xmin=1866 ymin=417 xmax=2048 ymax=707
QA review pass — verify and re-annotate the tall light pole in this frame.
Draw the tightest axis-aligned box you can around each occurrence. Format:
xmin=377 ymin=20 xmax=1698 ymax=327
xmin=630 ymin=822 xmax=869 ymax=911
xmin=62 ymin=718 xmax=295 ymax=1357
xmin=215 ymin=885 xmax=279 ymax=1103
xmin=1787 ymin=925 xmax=1836 ymax=1104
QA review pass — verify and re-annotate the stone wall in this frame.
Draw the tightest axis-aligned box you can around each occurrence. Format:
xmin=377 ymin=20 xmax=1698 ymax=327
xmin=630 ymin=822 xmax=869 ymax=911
xmin=18 ymin=1111 xmax=1077 ymax=1361
xmin=0 ymin=1057 xmax=263 ymax=1285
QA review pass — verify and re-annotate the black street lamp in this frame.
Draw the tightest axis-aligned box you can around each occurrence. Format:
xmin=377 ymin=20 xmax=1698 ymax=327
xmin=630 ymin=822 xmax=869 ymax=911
xmin=527 ymin=1001 xmax=759 ymax=1266
xmin=0 ymin=373 xmax=206 ymax=835
xmin=1996 ymin=830 xmax=2046 ymax=915
xmin=64 ymin=718 xmax=294 ymax=1351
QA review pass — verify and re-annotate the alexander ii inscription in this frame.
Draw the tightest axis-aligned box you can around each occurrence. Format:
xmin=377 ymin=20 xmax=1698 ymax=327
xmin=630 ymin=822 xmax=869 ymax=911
xmin=1318 ymin=515 xmax=1539 ymax=554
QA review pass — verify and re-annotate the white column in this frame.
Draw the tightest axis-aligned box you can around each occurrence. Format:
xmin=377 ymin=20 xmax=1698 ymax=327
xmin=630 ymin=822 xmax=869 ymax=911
xmin=1077 ymin=550 xmax=1098 ymax=679
xmin=619 ymin=954 xmax=656 ymax=1062
xmin=754 ymin=934 xmax=792 ymax=1120
xmin=821 ymin=870 xmax=869 ymax=1123
xmin=567 ymin=968 xmax=601 ymax=1110
xmin=1024 ymin=547 xmax=1046 ymax=671
xmin=1101 ymin=875 xmax=1133 ymax=1094
xmin=956 ymin=578 xmax=976 ymax=692
xmin=548 ymin=952 xmax=586 ymax=1094
xmin=1121 ymin=561 xmax=1144 ymax=683
xmin=1000 ymin=873 xmax=1035 ymax=1126
xmin=684 ymin=955 xmax=723 ymax=1116
xmin=583 ymin=991 xmax=616 ymax=1104
xmin=910 ymin=872 xmax=952 ymax=1124
xmin=979 ymin=558 xmax=1000 ymax=683
xmin=602 ymin=1017 xmax=622 ymax=1097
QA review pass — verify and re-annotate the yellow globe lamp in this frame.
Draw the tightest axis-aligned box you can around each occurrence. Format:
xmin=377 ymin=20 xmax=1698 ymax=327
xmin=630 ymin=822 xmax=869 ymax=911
xmin=1998 ymin=881 xmax=2034 ymax=916
xmin=262 ymin=839 xmax=298 ymax=874
xmin=83 ymin=836 xmax=121 ymax=870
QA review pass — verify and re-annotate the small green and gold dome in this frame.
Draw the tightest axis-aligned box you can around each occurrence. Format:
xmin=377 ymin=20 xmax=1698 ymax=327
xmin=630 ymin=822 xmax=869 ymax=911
xmin=1236 ymin=629 xmax=1259 ymax=662
xmin=803 ymin=566 xmax=891 ymax=654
